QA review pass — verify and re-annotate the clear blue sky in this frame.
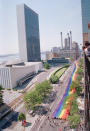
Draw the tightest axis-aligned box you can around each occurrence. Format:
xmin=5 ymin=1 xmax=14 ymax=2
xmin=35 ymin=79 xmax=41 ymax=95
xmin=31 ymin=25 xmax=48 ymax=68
xmin=0 ymin=0 xmax=82 ymax=55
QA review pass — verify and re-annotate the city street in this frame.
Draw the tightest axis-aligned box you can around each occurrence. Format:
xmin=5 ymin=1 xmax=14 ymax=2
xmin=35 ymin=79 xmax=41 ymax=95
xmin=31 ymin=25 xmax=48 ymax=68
xmin=0 ymin=64 xmax=74 ymax=131
xmin=31 ymin=65 xmax=74 ymax=131
xmin=0 ymin=66 xmax=60 ymax=130
xmin=1 ymin=0 xmax=90 ymax=130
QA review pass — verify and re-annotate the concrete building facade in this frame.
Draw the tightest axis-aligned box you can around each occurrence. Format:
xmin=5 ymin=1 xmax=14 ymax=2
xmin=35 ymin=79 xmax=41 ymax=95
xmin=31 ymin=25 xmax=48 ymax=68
xmin=64 ymin=38 xmax=68 ymax=50
xmin=51 ymin=47 xmax=60 ymax=54
xmin=0 ymin=62 xmax=42 ymax=89
xmin=64 ymin=37 xmax=70 ymax=50
xmin=17 ymin=4 xmax=41 ymax=62
xmin=72 ymin=42 xmax=80 ymax=60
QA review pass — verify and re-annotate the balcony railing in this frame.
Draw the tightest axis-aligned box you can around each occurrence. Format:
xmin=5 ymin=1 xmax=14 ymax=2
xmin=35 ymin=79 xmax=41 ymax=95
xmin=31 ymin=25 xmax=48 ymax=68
xmin=84 ymin=49 xmax=90 ymax=131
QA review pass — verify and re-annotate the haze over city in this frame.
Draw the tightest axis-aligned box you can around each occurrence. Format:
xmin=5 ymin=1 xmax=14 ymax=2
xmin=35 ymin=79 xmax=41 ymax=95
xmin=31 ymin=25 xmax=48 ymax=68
xmin=0 ymin=0 xmax=90 ymax=131
xmin=0 ymin=0 xmax=82 ymax=55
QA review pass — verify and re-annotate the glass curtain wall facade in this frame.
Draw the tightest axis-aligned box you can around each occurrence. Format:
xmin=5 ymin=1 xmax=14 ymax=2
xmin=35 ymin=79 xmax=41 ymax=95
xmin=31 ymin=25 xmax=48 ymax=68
xmin=17 ymin=4 xmax=41 ymax=62
xmin=81 ymin=0 xmax=90 ymax=44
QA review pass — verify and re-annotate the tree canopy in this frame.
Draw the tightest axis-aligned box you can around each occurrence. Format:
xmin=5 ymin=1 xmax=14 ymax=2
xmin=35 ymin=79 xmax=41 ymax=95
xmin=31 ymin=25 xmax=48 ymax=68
xmin=24 ymin=80 xmax=52 ymax=110
xmin=0 ymin=85 xmax=3 ymax=105
xmin=18 ymin=113 xmax=26 ymax=121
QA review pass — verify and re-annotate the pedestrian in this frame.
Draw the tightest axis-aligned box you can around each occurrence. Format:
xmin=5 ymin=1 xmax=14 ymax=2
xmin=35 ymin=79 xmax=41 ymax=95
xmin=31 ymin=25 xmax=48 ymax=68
xmin=23 ymin=120 xmax=26 ymax=127
xmin=22 ymin=120 xmax=24 ymax=126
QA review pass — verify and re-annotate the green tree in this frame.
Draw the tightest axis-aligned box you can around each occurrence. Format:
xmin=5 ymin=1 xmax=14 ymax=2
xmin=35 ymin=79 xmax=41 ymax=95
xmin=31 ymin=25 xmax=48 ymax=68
xmin=79 ymin=58 xmax=83 ymax=68
xmin=67 ymin=114 xmax=80 ymax=129
xmin=66 ymin=93 xmax=80 ymax=129
xmin=50 ymin=75 xmax=59 ymax=84
xmin=24 ymin=90 xmax=43 ymax=110
xmin=69 ymin=81 xmax=82 ymax=95
xmin=24 ymin=80 xmax=52 ymax=110
xmin=18 ymin=112 xmax=26 ymax=121
xmin=18 ymin=112 xmax=26 ymax=131
xmin=35 ymin=80 xmax=52 ymax=97
xmin=0 ymin=85 xmax=3 ymax=105
xmin=43 ymin=62 xmax=50 ymax=69
xmin=77 ymin=68 xmax=83 ymax=75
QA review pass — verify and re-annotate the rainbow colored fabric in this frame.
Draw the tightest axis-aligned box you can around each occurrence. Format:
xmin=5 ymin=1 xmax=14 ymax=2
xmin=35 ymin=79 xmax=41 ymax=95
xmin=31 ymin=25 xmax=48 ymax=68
xmin=52 ymin=62 xmax=78 ymax=119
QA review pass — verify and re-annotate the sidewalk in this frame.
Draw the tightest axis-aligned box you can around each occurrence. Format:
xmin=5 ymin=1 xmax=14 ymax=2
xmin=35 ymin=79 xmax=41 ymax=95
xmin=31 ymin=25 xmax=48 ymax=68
xmin=3 ymin=114 xmax=39 ymax=131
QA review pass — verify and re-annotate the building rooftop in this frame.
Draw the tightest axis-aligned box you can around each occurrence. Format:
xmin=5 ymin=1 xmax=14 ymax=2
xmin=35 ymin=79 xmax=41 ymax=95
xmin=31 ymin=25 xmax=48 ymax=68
xmin=17 ymin=3 xmax=38 ymax=16
xmin=0 ymin=60 xmax=42 ymax=68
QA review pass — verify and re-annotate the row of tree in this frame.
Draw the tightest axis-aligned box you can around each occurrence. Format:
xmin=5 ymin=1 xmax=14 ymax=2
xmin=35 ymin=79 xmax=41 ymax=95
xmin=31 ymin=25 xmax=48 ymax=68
xmin=24 ymin=80 xmax=52 ymax=110
xmin=49 ymin=64 xmax=69 ymax=84
xmin=66 ymin=58 xmax=83 ymax=128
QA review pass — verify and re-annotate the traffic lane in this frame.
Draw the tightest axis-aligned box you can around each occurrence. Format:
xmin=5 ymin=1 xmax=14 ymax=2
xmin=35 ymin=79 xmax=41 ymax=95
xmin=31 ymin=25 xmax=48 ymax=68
xmin=36 ymin=67 xmax=56 ymax=82
xmin=38 ymin=116 xmax=63 ymax=131
xmin=31 ymin=113 xmax=65 ymax=131
xmin=31 ymin=66 xmax=73 ymax=131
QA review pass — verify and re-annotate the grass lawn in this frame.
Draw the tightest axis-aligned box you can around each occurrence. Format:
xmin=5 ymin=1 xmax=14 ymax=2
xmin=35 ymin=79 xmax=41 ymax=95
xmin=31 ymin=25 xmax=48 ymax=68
xmin=55 ymin=67 xmax=67 ymax=78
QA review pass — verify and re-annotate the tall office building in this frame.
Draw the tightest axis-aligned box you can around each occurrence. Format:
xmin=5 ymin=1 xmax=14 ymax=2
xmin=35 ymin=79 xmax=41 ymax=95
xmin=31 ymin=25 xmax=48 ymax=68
xmin=81 ymin=0 xmax=90 ymax=44
xmin=17 ymin=4 xmax=41 ymax=62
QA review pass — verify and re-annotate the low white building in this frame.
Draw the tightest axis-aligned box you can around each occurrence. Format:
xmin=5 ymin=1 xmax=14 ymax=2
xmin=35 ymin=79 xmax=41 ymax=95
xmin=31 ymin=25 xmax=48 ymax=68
xmin=0 ymin=62 xmax=42 ymax=89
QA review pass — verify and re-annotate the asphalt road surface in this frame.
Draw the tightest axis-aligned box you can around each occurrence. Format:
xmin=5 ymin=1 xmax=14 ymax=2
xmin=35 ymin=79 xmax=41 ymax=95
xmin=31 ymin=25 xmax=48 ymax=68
xmin=0 ymin=67 xmax=59 ymax=130
xmin=0 ymin=65 xmax=74 ymax=131
xmin=31 ymin=65 xmax=74 ymax=131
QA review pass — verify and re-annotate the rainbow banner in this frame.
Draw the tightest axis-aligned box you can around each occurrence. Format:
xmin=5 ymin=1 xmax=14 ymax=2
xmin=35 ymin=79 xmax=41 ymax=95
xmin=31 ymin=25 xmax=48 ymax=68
xmin=52 ymin=62 xmax=78 ymax=119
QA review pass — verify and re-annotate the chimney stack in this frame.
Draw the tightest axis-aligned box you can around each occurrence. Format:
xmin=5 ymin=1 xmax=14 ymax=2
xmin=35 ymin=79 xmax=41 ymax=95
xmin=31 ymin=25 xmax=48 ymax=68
xmin=70 ymin=31 xmax=72 ymax=50
xmin=60 ymin=32 xmax=63 ymax=49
